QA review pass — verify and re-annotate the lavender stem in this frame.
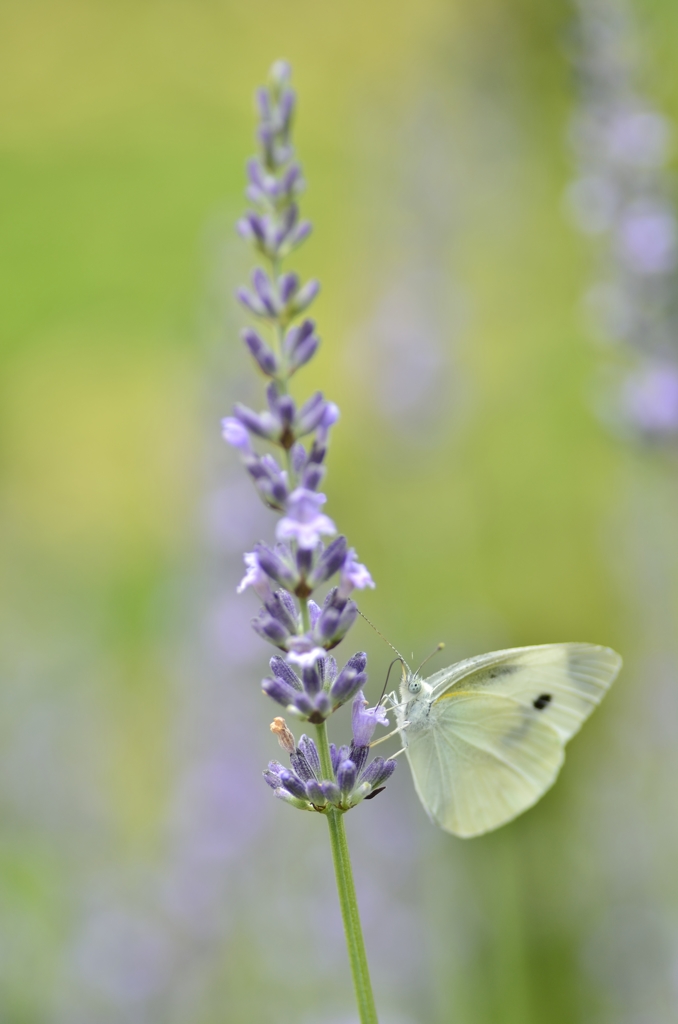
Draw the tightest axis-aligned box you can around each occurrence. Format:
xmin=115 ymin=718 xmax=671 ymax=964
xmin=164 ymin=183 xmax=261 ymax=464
xmin=314 ymin=720 xmax=379 ymax=1024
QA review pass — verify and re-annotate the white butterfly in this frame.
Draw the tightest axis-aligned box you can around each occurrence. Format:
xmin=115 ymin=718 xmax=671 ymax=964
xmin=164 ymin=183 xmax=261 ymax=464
xmin=389 ymin=643 xmax=622 ymax=838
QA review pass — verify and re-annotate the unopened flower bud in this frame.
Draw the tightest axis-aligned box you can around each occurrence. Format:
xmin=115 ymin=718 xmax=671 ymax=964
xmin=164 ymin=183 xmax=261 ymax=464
xmin=270 ymin=717 xmax=296 ymax=753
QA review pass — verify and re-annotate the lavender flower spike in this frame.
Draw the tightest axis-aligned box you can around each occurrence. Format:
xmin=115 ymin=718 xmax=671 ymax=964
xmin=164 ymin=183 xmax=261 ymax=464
xmin=229 ymin=62 xmax=388 ymax=1021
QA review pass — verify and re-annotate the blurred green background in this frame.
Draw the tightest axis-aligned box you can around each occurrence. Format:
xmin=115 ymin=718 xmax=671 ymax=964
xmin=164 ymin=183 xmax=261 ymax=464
xmin=2 ymin=1 xmax=678 ymax=1022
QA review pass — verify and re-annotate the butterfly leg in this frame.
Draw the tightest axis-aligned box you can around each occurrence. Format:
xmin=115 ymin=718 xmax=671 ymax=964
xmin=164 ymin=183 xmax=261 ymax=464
xmin=369 ymin=721 xmax=409 ymax=749
xmin=369 ymin=727 xmax=400 ymax=749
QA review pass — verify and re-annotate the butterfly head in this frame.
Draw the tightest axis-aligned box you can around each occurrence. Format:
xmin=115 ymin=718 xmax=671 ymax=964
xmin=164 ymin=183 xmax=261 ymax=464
xmin=398 ymin=642 xmax=446 ymax=702
xmin=399 ymin=663 xmax=433 ymax=704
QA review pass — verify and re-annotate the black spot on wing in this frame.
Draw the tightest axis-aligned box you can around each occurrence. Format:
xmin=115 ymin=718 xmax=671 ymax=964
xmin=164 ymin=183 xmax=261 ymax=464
xmin=487 ymin=664 xmax=520 ymax=680
xmin=533 ymin=693 xmax=552 ymax=711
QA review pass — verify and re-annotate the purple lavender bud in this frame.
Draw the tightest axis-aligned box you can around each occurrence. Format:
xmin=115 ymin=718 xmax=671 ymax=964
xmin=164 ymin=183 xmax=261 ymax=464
xmin=325 ymin=656 xmax=337 ymax=684
xmin=318 ymin=400 xmax=340 ymax=435
xmin=278 ymin=271 xmax=300 ymax=304
xmin=289 ymin=221 xmax=312 ymax=251
xmin=296 ymin=546 xmax=314 ymax=579
xmin=312 ymin=691 xmax=331 ymax=718
xmin=337 ymin=744 xmax=351 ymax=764
xmin=350 ymin=744 xmax=370 ymax=776
xmin=332 ymin=602 xmax=359 ymax=646
xmin=301 ymin=463 xmax=325 ymax=490
xmin=244 ymin=211 xmax=267 ymax=246
xmin=330 ymin=669 xmax=366 ymax=706
xmin=330 ymin=743 xmax=340 ymax=774
xmin=276 ymin=396 xmax=296 ymax=429
xmin=290 ymin=442 xmax=307 ymax=474
xmin=323 ymin=586 xmax=347 ymax=612
xmin=315 ymin=607 xmax=341 ymax=643
xmin=360 ymin=756 xmax=397 ymax=789
xmin=275 ymin=787 xmax=309 ymax=808
xmin=236 ymin=286 xmax=267 ymax=318
xmin=221 ymin=417 xmax=252 ymax=453
xmin=246 ymin=454 xmax=289 ymax=508
xmin=279 ymin=769 xmax=308 ymax=802
xmin=242 ymin=328 xmax=279 ymax=376
xmin=275 ymin=204 xmax=299 ymax=245
xmin=308 ymin=536 xmax=348 ymax=587
xmin=337 ymin=759 xmax=357 ymax=797
xmin=263 ymin=769 xmax=283 ymax=789
xmin=307 ymin=441 xmax=327 ymax=469
xmin=296 ymin=392 xmax=326 ymax=435
xmin=259 ymin=453 xmax=289 ymax=504
xmin=247 ymin=158 xmax=265 ymax=189
xmin=305 ymin=779 xmax=326 ymax=806
xmin=233 ymin=403 xmax=274 ymax=440
xmin=350 ymin=782 xmax=373 ymax=806
xmin=265 ymin=590 xmax=298 ymax=634
xmin=290 ymin=748 xmax=315 ymax=781
xmin=292 ymin=692 xmax=315 ymax=717
xmin=280 ymin=163 xmax=301 ymax=192
xmin=237 ymin=217 xmax=254 ymax=240
xmin=289 ymin=329 xmax=319 ymax=373
xmin=252 ymin=610 xmax=290 ymax=647
xmin=262 ymin=675 xmax=299 ymax=708
xmin=351 ymin=690 xmax=389 ymax=746
xmin=322 ymin=781 xmax=341 ymax=806
xmin=270 ymin=655 xmax=302 ymax=689
xmin=302 ymin=660 xmax=321 ymax=696
xmin=252 ymin=268 xmax=279 ymax=316
xmin=254 ymin=542 xmax=297 ymax=589
xmin=346 ymin=652 xmax=368 ymax=674
xmin=283 ymin=318 xmax=314 ymax=356
xmin=307 ymin=600 xmax=321 ymax=628
xmin=289 ymin=279 xmax=320 ymax=316
xmin=298 ymin=735 xmax=320 ymax=774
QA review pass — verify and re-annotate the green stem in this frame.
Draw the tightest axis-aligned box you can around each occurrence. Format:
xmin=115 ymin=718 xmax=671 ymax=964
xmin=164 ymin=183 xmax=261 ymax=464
xmin=315 ymin=720 xmax=379 ymax=1024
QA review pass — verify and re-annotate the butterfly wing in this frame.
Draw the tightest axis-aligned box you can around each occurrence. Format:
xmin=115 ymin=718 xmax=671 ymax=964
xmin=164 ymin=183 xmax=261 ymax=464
xmin=405 ymin=643 xmax=621 ymax=837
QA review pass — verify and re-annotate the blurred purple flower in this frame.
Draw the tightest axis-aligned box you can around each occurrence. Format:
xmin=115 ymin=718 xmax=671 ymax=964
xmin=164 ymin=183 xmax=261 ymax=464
xmin=619 ymin=204 xmax=676 ymax=275
xmin=622 ymin=363 xmax=678 ymax=435
xmin=606 ymin=111 xmax=670 ymax=169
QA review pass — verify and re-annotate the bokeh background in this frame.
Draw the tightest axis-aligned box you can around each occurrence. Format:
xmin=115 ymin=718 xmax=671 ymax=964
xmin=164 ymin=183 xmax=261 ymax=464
xmin=2 ymin=1 xmax=678 ymax=1022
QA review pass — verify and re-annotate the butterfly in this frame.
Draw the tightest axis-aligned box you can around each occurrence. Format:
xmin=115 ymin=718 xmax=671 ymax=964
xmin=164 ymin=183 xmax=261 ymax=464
xmin=388 ymin=643 xmax=622 ymax=838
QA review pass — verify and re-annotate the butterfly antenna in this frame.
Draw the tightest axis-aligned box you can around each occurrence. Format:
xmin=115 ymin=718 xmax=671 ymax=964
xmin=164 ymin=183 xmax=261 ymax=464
xmin=357 ymin=608 xmax=406 ymax=663
xmin=377 ymin=657 xmax=406 ymax=707
xmin=413 ymin=642 xmax=446 ymax=678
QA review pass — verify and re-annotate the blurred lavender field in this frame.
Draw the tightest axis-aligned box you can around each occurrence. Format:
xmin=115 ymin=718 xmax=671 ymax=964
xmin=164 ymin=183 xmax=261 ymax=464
xmin=1 ymin=1 xmax=678 ymax=1022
